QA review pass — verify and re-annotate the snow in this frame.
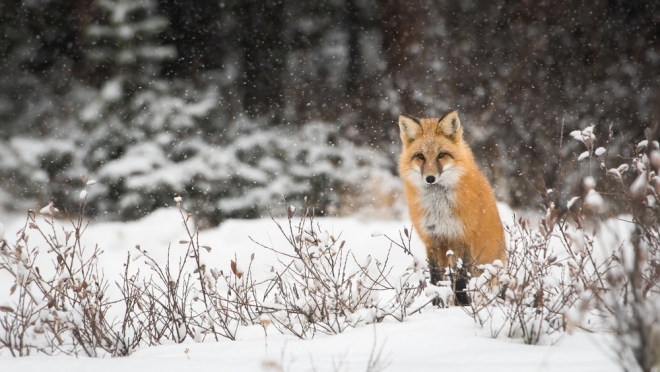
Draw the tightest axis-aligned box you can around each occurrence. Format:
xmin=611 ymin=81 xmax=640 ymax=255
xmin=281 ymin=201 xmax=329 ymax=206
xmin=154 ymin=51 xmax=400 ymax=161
xmin=101 ymin=78 xmax=123 ymax=101
xmin=584 ymin=189 xmax=605 ymax=213
xmin=0 ymin=206 xmax=620 ymax=370
xmin=607 ymin=168 xmax=622 ymax=180
xmin=637 ymin=140 xmax=648 ymax=151
xmin=97 ymin=142 xmax=167 ymax=179
xmin=583 ymin=176 xmax=596 ymax=190
xmin=0 ymin=310 xmax=619 ymax=371
xmin=630 ymin=171 xmax=648 ymax=197
xmin=38 ymin=202 xmax=59 ymax=215
xmin=9 ymin=137 xmax=75 ymax=168
xmin=651 ymin=150 xmax=660 ymax=169
xmin=570 ymin=125 xmax=596 ymax=145
xmin=567 ymin=196 xmax=580 ymax=209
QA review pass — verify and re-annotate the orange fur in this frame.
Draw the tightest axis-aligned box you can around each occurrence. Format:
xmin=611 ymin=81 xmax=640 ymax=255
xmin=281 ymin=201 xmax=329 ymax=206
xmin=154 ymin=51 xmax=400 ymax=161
xmin=398 ymin=111 xmax=505 ymax=282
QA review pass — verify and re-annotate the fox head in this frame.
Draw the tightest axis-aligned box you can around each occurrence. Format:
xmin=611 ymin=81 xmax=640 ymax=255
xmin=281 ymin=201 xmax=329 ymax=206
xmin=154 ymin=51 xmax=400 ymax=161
xmin=398 ymin=110 xmax=469 ymax=188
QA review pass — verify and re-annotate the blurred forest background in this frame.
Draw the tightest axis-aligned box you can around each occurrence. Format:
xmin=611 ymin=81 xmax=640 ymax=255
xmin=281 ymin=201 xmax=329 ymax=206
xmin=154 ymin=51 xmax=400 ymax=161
xmin=0 ymin=0 xmax=658 ymax=226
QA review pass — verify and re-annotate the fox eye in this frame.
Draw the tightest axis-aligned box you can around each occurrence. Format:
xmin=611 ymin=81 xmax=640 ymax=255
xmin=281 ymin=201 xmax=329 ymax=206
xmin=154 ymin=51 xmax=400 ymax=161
xmin=437 ymin=153 xmax=447 ymax=159
xmin=415 ymin=154 xmax=425 ymax=160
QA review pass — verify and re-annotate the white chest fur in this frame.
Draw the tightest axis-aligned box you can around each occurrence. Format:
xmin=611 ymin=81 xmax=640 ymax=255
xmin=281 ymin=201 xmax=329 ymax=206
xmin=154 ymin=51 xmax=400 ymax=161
xmin=419 ymin=186 xmax=464 ymax=238
xmin=406 ymin=165 xmax=465 ymax=239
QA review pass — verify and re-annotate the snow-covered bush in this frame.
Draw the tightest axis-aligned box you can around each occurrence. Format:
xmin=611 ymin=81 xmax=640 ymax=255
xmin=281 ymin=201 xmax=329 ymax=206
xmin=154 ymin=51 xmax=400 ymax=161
xmin=0 ymin=194 xmax=425 ymax=356
xmin=0 ymin=0 xmax=401 ymax=224
xmin=0 ymin=179 xmax=124 ymax=356
xmin=0 ymin=191 xmax=228 ymax=355
xmin=83 ymin=117 xmax=399 ymax=225
xmin=72 ymin=0 xmax=401 ymax=225
xmin=464 ymin=123 xmax=660 ymax=366
xmin=602 ymin=222 xmax=660 ymax=372
xmin=254 ymin=201 xmax=435 ymax=339
xmin=0 ymin=136 xmax=88 ymax=213
xmin=78 ymin=0 xmax=218 ymax=221
xmin=0 ymin=118 xmax=399 ymax=227
xmin=466 ymin=215 xmax=611 ymax=345
xmin=579 ymin=128 xmax=660 ymax=372
xmin=116 ymin=206 xmax=260 ymax=345
xmin=205 ymin=122 xmax=398 ymax=222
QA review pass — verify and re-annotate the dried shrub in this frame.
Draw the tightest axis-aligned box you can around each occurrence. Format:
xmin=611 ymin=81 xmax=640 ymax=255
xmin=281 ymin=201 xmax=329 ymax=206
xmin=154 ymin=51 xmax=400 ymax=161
xmin=0 ymin=189 xmax=433 ymax=357
xmin=253 ymin=201 xmax=436 ymax=339
xmin=586 ymin=128 xmax=660 ymax=372
xmin=461 ymin=123 xmax=660 ymax=368
xmin=464 ymin=214 xmax=611 ymax=345
xmin=0 ymin=179 xmax=127 ymax=356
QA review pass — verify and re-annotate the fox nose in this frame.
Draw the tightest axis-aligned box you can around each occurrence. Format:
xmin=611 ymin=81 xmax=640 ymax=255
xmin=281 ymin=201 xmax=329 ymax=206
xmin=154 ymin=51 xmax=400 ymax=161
xmin=425 ymin=175 xmax=436 ymax=184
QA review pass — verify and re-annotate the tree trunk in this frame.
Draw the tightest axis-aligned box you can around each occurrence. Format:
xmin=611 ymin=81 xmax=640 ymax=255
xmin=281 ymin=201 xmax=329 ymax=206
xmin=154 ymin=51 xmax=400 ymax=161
xmin=238 ymin=0 xmax=286 ymax=122
xmin=379 ymin=0 xmax=425 ymax=116
xmin=345 ymin=0 xmax=360 ymax=96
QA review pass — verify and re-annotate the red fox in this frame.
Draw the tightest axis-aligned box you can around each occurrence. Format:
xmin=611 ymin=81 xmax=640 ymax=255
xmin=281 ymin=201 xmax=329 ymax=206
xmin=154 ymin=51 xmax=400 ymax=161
xmin=398 ymin=111 xmax=506 ymax=293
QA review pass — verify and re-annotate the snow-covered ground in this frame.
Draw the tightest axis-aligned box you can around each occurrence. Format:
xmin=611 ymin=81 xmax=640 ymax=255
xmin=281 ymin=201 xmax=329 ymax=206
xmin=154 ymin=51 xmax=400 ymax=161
xmin=0 ymin=309 xmax=619 ymax=372
xmin=0 ymin=206 xmax=620 ymax=371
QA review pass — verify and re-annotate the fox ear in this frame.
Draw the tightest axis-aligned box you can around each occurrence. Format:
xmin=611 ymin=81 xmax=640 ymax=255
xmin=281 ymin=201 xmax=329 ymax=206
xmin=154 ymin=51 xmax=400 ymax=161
xmin=399 ymin=114 xmax=422 ymax=144
xmin=437 ymin=110 xmax=462 ymax=140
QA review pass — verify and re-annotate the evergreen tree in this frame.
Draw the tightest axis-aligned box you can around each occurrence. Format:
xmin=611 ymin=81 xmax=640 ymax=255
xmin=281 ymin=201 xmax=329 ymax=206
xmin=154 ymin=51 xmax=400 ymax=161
xmin=80 ymin=0 xmax=216 ymax=219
